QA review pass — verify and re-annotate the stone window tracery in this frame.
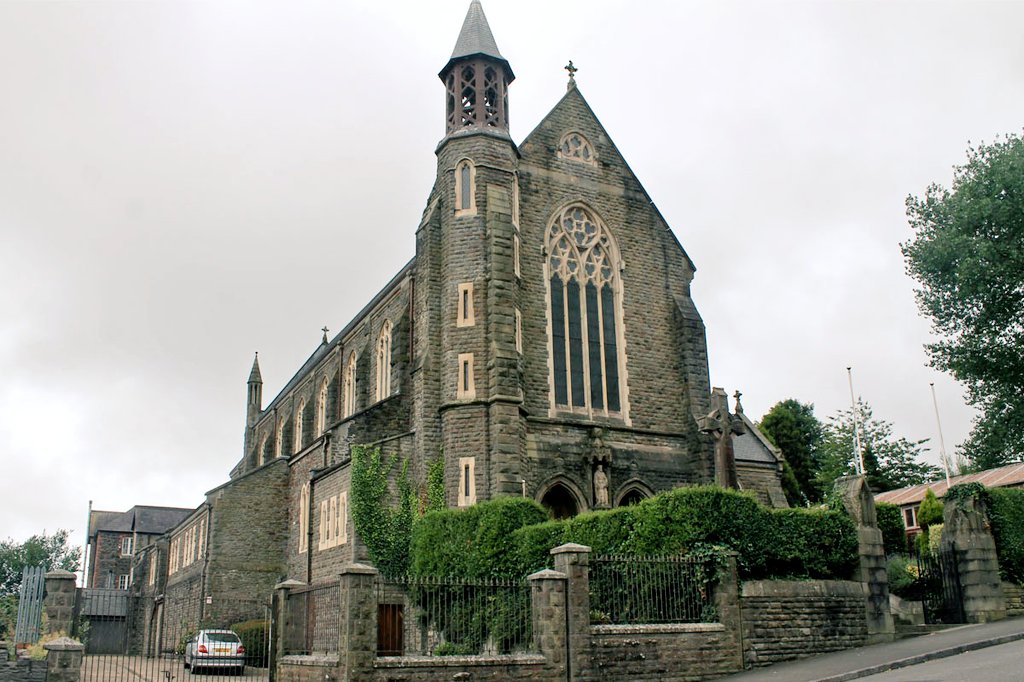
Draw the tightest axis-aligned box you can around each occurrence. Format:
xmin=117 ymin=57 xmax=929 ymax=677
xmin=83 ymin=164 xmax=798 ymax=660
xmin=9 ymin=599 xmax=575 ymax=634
xmin=558 ymin=132 xmax=596 ymax=164
xmin=546 ymin=205 xmax=625 ymax=416
xmin=376 ymin=321 xmax=392 ymax=402
xmin=343 ymin=352 xmax=357 ymax=418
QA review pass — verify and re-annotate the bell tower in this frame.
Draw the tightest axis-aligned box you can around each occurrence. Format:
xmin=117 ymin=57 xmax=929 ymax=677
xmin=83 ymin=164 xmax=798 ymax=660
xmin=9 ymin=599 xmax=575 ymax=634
xmin=413 ymin=1 xmax=525 ymax=507
xmin=438 ymin=0 xmax=514 ymax=137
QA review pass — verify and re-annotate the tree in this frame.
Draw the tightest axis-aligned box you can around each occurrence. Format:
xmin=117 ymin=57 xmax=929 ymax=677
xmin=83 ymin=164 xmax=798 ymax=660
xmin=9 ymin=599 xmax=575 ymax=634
xmin=758 ymin=399 xmax=825 ymax=505
xmin=0 ymin=530 xmax=81 ymax=597
xmin=903 ymin=132 xmax=1024 ymax=469
xmin=815 ymin=400 xmax=942 ymax=493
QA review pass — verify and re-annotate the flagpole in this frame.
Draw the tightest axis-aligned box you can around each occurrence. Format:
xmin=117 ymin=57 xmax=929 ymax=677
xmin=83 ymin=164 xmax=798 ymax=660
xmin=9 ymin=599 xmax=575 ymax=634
xmin=847 ymin=367 xmax=866 ymax=476
xmin=930 ymin=382 xmax=952 ymax=486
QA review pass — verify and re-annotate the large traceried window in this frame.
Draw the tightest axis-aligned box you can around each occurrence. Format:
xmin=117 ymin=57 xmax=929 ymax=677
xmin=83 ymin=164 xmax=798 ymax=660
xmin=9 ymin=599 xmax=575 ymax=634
xmin=343 ymin=352 xmax=357 ymax=418
xmin=546 ymin=205 xmax=625 ymax=416
xmin=316 ymin=379 xmax=328 ymax=436
xmin=376 ymin=321 xmax=392 ymax=402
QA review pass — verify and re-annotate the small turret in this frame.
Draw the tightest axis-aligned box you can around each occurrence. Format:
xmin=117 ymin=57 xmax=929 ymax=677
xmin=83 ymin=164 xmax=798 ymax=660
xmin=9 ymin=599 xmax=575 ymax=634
xmin=439 ymin=1 xmax=514 ymax=137
xmin=243 ymin=353 xmax=263 ymax=461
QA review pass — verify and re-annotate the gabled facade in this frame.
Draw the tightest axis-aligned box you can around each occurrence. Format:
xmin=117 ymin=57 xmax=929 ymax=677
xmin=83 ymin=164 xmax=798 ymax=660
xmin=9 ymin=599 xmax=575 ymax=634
xmin=119 ymin=2 xmax=785 ymax=620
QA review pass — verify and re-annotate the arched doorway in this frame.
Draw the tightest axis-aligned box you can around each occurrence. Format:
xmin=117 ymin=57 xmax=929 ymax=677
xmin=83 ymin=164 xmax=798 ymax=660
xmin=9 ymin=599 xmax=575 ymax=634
xmin=541 ymin=483 xmax=580 ymax=520
xmin=618 ymin=488 xmax=647 ymax=507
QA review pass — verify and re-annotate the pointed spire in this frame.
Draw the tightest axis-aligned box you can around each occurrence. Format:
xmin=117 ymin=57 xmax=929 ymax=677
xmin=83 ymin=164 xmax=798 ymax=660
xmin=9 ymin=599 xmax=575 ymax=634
xmin=451 ymin=0 xmax=504 ymax=63
xmin=248 ymin=352 xmax=262 ymax=384
xmin=440 ymin=1 xmax=514 ymax=80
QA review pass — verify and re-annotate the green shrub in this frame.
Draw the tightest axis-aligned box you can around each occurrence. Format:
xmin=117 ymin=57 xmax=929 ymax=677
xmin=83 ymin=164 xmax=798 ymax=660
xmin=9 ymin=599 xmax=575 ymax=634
xmin=917 ymin=488 xmax=944 ymax=530
xmin=230 ymin=619 xmax=269 ymax=668
xmin=876 ymin=502 xmax=908 ymax=555
xmin=411 ymin=486 xmax=859 ymax=582
xmin=411 ymin=497 xmax=548 ymax=579
xmin=886 ymin=554 xmax=920 ymax=599
xmin=986 ymin=487 xmax=1024 ymax=584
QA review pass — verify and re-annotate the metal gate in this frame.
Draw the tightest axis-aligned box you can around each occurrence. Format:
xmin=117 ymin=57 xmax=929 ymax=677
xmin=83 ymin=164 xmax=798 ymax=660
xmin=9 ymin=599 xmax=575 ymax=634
xmin=74 ymin=590 xmax=273 ymax=681
xmin=915 ymin=546 xmax=965 ymax=625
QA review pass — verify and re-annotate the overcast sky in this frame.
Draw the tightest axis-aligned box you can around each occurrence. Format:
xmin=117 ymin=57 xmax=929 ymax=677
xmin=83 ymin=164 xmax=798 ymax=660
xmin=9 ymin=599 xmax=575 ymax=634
xmin=2 ymin=0 xmax=1022 ymax=557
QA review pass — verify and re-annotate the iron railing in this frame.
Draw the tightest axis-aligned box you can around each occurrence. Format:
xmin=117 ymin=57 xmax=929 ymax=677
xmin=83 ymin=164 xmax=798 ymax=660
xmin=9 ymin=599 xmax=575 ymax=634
xmin=376 ymin=575 xmax=533 ymax=657
xmin=589 ymin=554 xmax=719 ymax=625
xmin=283 ymin=582 xmax=341 ymax=655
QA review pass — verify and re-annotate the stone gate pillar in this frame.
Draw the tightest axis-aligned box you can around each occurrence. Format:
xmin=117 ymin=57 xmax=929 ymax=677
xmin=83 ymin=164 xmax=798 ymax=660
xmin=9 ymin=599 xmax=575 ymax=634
xmin=43 ymin=570 xmax=78 ymax=636
xmin=942 ymin=493 xmax=1006 ymax=623
xmin=835 ymin=475 xmax=895 ymax=642
xmin=551 ymin=543 xmax=591 ymax=682
xmin=338 ymin=563 xmax=378 ymax=682
xmin=44 ymin=637 xmax=83 ymax=682
xmin=529 ymin=568 xmax=568 ymax=675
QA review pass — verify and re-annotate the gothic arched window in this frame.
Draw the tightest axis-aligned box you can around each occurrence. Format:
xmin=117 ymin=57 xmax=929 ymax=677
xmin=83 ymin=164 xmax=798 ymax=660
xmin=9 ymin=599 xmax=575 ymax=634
xmin=455 ymin=159 xmax=475 ymax=214
xmin=546 ymin=205 xmax=625 ymax=416
xmin=376 ymin=321 xmax=392 ymax=402
xmin=293 ymin=399 xmax=305 ymax=454
xmin=316 ymin=378 xmax=328 ymax=436
xmin=275 ymin=417 xmax=286 ymax=459
xmin=343 ymin=351 xmax=357 ymax=418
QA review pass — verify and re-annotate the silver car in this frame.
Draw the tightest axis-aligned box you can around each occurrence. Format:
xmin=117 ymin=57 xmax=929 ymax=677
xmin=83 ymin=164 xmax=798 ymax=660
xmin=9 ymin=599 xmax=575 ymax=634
xmin=184 ymin=629 xmax=246 ymax=675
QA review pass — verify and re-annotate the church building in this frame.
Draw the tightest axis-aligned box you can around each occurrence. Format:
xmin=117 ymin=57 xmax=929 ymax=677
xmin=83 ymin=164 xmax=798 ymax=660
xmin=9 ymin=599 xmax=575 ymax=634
xmin=130 ymin=1 xmax=786 ymax=620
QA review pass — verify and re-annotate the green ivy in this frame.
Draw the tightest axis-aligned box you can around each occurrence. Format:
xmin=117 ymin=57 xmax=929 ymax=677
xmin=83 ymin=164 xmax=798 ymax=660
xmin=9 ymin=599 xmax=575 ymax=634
xmin=350 ymin=445 xmax=417 ymax=577
xmin=426 ymin=454 xmax=446 ymax=513
xmin=986 ymin=487 xmax=1024 ymax=585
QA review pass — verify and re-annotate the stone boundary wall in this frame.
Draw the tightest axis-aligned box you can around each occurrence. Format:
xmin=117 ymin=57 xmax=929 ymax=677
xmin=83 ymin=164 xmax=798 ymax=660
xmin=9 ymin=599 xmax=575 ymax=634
xmin=741 ymin=580 xmax=868 ymax=668
xmin=0 ymin=659 xmax=45 ymax=682
xmin=1004 ymin=582 xmax=1024 ymax=617
xmin=277 ymin=654 xmax=339 ymax=682
xmin=590 ymin=623 xmax=738 ymax=680
xmin=373 ymin=654 xmax=548 ymax=681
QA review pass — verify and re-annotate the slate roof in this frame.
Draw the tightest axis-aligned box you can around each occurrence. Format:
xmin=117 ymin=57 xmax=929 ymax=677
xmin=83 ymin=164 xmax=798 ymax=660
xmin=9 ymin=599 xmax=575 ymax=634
xmin=440 ymin=1 xmax=514 ymax=80
xmin=875 ymin=462 xmax=1024 ymax=507
xmin=89 ymin=505 xmax=194 ymax=538
xmin=733 ymin=411 xmax=781 ymax=465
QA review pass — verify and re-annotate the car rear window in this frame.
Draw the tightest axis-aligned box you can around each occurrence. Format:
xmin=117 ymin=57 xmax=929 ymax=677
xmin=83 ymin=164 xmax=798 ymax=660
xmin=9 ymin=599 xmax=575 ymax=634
xmin=205 ymin=633 xmax=240 ymax=643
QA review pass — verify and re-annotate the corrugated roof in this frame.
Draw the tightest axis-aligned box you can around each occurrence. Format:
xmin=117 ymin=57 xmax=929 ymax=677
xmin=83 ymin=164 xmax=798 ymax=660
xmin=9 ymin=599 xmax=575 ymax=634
xmin=875 ymin=462 xmax=1024 ymax=506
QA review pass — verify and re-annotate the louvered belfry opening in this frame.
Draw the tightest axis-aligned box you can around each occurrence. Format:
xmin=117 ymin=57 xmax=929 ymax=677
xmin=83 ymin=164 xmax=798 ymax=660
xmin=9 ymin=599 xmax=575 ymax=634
xmin=444 ymin=57 xmax=508 ymax=133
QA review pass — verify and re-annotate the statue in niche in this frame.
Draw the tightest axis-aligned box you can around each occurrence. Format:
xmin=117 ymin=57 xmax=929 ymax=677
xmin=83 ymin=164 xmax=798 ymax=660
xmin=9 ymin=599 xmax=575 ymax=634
xmin=594 ymin=464 xmax=610 ymax=508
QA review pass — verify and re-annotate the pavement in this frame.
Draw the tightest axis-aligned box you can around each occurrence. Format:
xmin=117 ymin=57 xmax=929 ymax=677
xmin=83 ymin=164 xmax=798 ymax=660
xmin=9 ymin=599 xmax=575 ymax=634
xmin=720 ymin=616 xmax=1024 ymax=682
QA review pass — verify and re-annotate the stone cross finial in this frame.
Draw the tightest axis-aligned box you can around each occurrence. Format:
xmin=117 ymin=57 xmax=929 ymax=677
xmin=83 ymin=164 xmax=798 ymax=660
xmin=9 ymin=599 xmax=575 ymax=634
xmin=321 ymin=326 xmax=329 ymax=344
xmin=565 ymin=60 xmax=578 ymax=90
xmin=734 ymin=390 xmax=744 ymax=415
xmin=698 ymin=387 xmax=742 ymax=490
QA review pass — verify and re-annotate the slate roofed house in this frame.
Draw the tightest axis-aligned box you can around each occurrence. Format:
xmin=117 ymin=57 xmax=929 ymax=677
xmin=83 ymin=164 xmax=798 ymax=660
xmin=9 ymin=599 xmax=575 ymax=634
xmin=85 ymin=505 xmax=194 ymax=590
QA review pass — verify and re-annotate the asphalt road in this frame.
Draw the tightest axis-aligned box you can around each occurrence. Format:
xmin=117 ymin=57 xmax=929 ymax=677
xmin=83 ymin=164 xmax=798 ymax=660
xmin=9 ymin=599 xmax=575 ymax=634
xmin=856 ymin=640 xmax=1024 ymax=682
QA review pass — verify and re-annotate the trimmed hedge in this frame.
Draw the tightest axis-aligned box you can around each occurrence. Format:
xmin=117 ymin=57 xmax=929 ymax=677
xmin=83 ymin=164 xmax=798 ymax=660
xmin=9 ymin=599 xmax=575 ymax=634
xmin=876 ymin=502 xmax=907 ymax=555
xmin=986 ymin=487 xmax=1024 ymax=585
xmin=230 ymin=619 xmax=269 ymax=668
xmin=412 ymin=486 xmax=859 ymax=581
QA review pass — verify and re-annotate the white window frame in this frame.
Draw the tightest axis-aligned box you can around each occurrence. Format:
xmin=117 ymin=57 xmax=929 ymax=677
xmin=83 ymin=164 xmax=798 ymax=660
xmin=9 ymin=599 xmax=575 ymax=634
xmin=316 ymin=379 xmax=329 ymax=436
xmin=118 ymin=574 xmax=129 ymax=590
xmin=457 ymin=353 xmax=476 ymax=400
xmin=294 ymin=399 xmax=305 ymax=454
xmin=120 ymin=536 xmax=133 ymax=556
xmin=455 ymin=159 xmax=477 ymax=216
xmin=457 ymin=283 xmax=475 ymax=327
xmin=376 ymin=321 xmax=393 ymax=402
xmin=343 ymin=352 xmax=357 ymax=418
xmin=299 ymin=482 xmax=311 ymax=554
xmin=458 ymin=457 xmax=476 ymax=507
